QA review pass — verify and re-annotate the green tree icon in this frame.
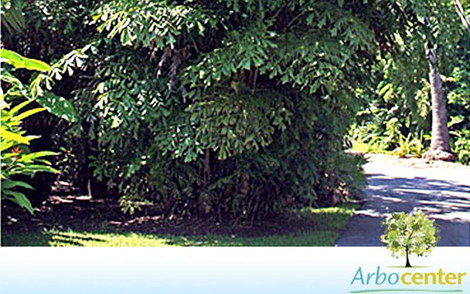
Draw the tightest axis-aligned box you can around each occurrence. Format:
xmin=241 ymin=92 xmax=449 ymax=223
xmin=381 ymin=209 xmax=439 ymax=268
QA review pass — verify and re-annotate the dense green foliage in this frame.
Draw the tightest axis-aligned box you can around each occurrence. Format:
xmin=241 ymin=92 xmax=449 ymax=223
xmin=447 ymin=46 xmax=470 ymax=164
xmin=351 ymin=1 xmax=470 ymax=163
xmin=0 ymin=49 xmax=76 ymax=213
xmin=2 ymin=0 xmax=467 ymax=221
xmin=86 ymin=0 xmax=385 ymax=219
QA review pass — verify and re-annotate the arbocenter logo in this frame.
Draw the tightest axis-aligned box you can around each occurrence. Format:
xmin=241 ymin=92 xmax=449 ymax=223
xmin=351 ymin=267 xmax=467 ymax=293
xmin=349 ymin=210 xmax=468 ymax=293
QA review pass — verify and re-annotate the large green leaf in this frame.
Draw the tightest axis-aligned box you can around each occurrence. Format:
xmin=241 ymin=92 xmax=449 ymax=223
xmin=1 ymin=179 xmax=34 ymax=190
xmin=10 ymin=164 xmax=60 ymax=175
xmin=20 ymin=151 xmax=59 ymax=162
xmin=1 ymin=128 xmax=31 ymax=144
xmin=0 ymin=49 xmax=51 ymax=72
xmin=12 ymin=107 xmax=46 ymax=122
xmin=34 ymin=92 xmax=78 ymax=122
xmin=9 ymin=100 xmax=32 ymax=115
xmin=1 ymin=190 xmax=34 ymax=214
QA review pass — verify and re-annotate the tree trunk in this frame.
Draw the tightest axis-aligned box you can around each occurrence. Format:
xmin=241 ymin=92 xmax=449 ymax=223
xmin=82 ymin=121 xmax=93 ymax=198
xmin=405 ymin=247 xmax=412 ymax=268
xmin=423 ymin=42 xmax=456 ymax=162
xmin=203 ymin=149 xmax=211 ymax=187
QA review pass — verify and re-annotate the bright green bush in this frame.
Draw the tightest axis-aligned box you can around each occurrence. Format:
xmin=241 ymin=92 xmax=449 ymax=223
xmin=0 ymin=98 xmax=58 ymax=214
xmin=0 ymin=49 xmax=76 ymax=213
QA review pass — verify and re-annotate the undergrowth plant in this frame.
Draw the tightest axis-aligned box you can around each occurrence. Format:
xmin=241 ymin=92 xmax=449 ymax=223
xmin=1 ymin=49 xmax=76 ymax=213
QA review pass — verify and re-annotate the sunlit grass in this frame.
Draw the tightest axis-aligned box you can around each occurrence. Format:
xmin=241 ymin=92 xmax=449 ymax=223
xmin=2 ymin=205 xmax=357 ymax=247
xmin=351 ymin=142 xmax=370 ymax=153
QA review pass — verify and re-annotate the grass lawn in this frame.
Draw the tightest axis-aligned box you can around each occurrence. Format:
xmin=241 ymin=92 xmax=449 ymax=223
xmin=1 ymin=205 xmax=357 ymax=247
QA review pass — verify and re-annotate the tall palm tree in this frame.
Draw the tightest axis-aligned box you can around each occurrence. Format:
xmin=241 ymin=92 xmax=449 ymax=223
xmin=423 ymin=42 xmax=456 ymax=161
xmin=423 ymin=1 xmax=469 ymax=161
xmin=421 ymin=15 xmax=457 ymax=162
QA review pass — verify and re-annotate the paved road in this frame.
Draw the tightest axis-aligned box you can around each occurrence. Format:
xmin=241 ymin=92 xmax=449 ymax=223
xmin=336 ymin=154 xmax=470 ymax=246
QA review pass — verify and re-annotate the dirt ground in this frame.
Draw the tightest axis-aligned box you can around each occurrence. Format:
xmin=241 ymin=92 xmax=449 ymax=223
xmin=1 ymin=195 xmax=318 ymax=238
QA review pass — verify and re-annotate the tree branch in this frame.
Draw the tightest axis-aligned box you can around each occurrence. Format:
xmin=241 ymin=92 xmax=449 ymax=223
xmin=454 ymin=0 xmax=470 ymax=34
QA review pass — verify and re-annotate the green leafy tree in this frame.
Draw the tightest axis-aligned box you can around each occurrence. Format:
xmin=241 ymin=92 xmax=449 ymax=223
xmin=85 ymin=0 xmax=409 ymax=218
xmin=0 ymin=98 xmax=59 ymax=214
xmin=351 ymin=0 xmax=470 ymax=164
xmin=402 ymin=0 xmax=463 ymax=161
xmin=381 ymin=210 xmax=439 ymax=268
xmin=2 ymin=0 xmax=442 ymax=220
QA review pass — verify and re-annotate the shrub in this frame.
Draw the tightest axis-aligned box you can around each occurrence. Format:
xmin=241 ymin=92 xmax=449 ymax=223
xmin=1 ymin=49 xmax=76 ymax=213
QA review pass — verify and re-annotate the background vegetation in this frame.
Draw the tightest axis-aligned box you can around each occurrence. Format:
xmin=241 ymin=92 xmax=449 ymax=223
xmin=1 ymin=0 xmax=469 ymax=232
xmin=350 ymin=0 xmax=469 ymax=163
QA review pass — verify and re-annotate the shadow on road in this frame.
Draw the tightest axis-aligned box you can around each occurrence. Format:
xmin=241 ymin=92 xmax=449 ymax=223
xmin=336 ymin=172 xmax=470 ymax=246
xmin=366 ymin=173 xmax=470 ymax=217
